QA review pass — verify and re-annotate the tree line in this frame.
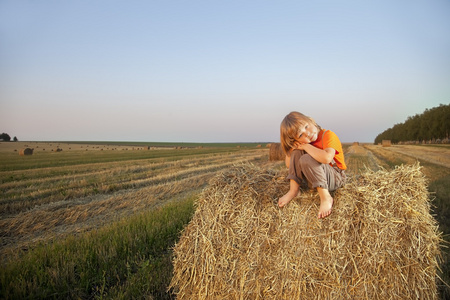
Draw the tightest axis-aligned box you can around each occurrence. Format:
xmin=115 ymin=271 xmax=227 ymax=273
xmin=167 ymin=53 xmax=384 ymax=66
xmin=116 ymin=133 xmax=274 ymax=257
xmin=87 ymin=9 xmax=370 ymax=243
xmin=374 ymin=104 xmax=450 ymax=144
xmin=0 ymin=133 xmax=18 ymax=142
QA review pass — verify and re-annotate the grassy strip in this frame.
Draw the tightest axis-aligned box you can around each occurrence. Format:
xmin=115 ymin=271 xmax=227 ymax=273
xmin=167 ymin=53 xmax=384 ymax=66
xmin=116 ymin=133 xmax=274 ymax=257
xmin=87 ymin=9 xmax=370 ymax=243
xmin=0 ymin=195 xmax=196 ymax=299
xmin=429 ymin=175 xmax=450 ymax=299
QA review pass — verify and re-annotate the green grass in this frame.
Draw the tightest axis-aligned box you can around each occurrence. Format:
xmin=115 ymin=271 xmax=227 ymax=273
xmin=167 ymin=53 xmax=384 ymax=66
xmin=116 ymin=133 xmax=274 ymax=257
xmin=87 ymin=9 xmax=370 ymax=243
xmin=0 ymin=195 xmax=196 ymax=299
xmin=429 ymin=174 xmax=450 ymax=299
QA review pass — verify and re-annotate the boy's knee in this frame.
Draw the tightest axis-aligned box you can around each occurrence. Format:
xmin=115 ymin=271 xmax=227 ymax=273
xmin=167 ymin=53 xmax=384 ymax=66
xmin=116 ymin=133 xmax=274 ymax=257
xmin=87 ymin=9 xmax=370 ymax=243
xmin=291 ymin=150 xmax=305 ymax=165
xmin=299 ymin=153 xmax=315 ymax=166
xmin=291 ymin=149 xmax=303 ymax=159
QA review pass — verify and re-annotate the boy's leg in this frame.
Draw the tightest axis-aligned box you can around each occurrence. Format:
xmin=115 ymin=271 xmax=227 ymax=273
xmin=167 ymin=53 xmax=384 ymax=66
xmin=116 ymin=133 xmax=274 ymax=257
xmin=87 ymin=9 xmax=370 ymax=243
xmin=285 ymin=150 xmax=308 ymax=189
xmin=279 ymin=150 xmax=306 ymax=208
xmin=299 ymin=155 xmax=341 ymax=218
xmin=299 ymin=155 xmax=344 ymax=191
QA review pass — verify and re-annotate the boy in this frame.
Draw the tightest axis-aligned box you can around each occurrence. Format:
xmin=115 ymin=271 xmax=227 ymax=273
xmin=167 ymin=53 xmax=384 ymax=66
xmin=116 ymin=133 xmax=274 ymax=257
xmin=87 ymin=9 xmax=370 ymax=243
xmin=278 ymin=111 xmax=346 ymax=218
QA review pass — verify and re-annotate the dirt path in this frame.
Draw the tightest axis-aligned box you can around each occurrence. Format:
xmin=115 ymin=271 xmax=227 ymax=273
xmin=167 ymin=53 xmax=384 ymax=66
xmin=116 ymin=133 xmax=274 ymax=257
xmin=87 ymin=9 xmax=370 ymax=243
xmin=365 ymin=145 xmax=450 ymax=169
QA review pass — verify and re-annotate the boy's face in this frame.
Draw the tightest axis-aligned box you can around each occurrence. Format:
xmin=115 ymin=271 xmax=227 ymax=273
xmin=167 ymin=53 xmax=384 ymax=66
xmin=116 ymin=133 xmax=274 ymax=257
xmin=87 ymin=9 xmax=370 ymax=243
xmin=295 ymin=122 xmax=318 ymax=146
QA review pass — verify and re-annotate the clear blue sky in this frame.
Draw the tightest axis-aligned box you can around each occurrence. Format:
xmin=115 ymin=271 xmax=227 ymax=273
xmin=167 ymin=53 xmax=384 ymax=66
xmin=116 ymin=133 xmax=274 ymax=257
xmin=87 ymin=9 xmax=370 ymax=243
xmin=1 ymin=1 xmax=449 ymax=143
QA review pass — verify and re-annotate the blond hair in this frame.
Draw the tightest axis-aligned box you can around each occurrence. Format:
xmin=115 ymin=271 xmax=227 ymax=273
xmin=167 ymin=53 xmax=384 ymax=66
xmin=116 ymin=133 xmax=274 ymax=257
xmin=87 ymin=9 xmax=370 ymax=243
xmin=280 ymin=111 xmax=321 ymax=155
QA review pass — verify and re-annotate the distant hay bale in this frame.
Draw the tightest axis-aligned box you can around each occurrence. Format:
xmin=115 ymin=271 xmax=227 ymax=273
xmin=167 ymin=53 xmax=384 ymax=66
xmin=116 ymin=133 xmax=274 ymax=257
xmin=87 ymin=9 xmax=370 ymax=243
xmin=19 ymin=148 xmax=34 ymax=156
xmin=170 ymin=163 xmax=441 ymax=299
xmin=269 ymin=142 xmax=284 ymax=161
xmin=382 ymin=140 xmax=392 ymax=147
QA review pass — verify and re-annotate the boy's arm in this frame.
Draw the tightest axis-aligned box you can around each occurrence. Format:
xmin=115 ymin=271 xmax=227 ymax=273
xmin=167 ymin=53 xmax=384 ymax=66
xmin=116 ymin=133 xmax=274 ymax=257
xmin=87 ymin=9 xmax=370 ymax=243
xmin=297 ymin=144 xmax=335 ymax=164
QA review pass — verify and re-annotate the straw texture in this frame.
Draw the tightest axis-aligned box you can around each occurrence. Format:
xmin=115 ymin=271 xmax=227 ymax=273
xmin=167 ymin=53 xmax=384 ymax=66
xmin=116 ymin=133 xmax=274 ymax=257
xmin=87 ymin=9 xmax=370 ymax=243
xmin=170 ymin=163 xmax=441 ymax=299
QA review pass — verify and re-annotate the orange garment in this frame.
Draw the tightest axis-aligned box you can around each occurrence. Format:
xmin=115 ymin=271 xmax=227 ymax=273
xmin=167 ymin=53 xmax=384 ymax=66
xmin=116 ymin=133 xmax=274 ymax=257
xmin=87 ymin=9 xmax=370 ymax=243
xmin=311 ymin=129 xmax=347 ymax=170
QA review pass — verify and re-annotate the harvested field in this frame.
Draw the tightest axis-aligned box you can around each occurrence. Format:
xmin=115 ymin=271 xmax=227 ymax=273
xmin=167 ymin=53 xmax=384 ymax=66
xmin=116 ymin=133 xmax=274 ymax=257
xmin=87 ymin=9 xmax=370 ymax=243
xmin=0 ymin=145 xmax=269 ymax=260
xmin=0 ymin=141 xmax=150 ymax=153
xmin=343 ymin=143 xmax=380 ymax=174
xmin=365 ymin=144 xmax=450 ymax=169
xmin=1 ymin=141 xmax=449 ymax=299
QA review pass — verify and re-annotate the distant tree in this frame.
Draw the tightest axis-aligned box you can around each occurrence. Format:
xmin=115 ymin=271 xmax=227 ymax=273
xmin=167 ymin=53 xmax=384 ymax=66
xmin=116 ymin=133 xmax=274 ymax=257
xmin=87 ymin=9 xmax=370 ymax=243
xmin=0 ymin=133 xmax=11 ymax=141
xmin=374 ymin=104 xmax=450 ymax=144
xmin=404 ymin=114 xmax=420 ymax=141
xmin=13 ymin=136 xmax=18 ymax=142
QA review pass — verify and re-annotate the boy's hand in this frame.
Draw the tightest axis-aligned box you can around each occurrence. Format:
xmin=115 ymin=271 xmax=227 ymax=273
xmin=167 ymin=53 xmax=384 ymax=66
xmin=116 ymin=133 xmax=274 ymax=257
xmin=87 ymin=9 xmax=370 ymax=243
xmin=294 ymin=141 xmax=306 ymax=150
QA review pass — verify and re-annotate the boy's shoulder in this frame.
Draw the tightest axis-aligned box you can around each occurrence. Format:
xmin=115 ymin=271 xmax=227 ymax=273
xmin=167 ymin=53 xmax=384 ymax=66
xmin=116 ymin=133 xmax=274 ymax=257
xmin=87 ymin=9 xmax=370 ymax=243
xmin=322 ymin=129 xmax=339 ymax=138
xmin=322 ymin=130 xmax=343 ymax=146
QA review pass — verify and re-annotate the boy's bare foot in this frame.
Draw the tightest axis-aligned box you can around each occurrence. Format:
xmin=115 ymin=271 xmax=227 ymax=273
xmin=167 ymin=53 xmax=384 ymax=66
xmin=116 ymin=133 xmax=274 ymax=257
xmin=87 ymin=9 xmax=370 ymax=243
xmin=317 ymin=187 xmax=333 ymax=219
xmin=278 ymin=192 xmax=295 ymax=208
xmin=318 ymin=196 xmax=333 ymax=218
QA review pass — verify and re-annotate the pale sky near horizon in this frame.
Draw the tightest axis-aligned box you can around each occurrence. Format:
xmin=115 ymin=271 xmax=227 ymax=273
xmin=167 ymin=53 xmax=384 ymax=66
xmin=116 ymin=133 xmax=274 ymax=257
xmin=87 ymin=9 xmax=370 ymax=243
xmin=1 ymin=1 xmax=449 ymax=143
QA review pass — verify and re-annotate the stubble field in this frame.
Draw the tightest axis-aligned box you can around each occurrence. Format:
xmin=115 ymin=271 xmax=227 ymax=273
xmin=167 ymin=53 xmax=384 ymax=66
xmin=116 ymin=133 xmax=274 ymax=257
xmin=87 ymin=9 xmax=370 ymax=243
xmin=1 ymin=141 xmax=449 ymax=299
xmin=0 ymin=142 xmax=269 ymax=259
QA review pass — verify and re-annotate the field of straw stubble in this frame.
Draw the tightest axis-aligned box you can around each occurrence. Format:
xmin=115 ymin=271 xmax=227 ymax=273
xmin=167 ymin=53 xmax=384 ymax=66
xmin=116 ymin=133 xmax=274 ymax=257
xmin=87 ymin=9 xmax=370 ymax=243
xmin=0 ymin=141 xmax=449 ymax=299
xmin=0 ymin=142 xmax=269 ymax=258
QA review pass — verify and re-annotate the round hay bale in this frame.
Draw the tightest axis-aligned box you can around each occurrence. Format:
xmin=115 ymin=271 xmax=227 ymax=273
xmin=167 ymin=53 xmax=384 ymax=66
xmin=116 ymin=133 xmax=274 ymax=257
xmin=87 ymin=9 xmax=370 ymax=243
xmin=269 ymin=142 xmax=284 ymax=161
xmin=170 ymin=163 xmax=441 ymax=299
xmin=19 ymin=148 xmax=34 ymax=156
